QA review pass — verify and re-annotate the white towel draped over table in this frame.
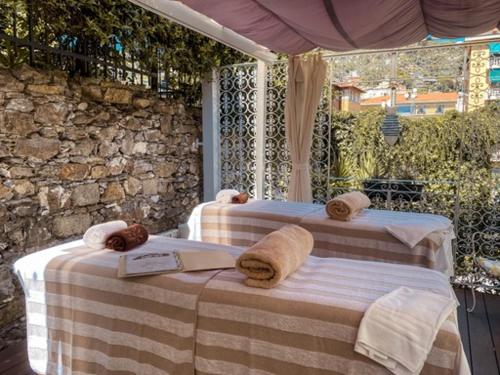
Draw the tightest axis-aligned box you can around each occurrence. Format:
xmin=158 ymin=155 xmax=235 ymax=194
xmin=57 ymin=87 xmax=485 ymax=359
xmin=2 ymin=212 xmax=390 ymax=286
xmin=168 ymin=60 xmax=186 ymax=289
xmin=355 ymin=287 xmax=462 ymax=375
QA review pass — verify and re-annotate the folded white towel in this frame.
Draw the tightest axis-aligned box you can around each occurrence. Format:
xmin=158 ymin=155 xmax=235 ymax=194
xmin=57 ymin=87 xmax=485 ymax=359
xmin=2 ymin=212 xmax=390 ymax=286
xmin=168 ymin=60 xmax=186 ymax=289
xmin=385 ymin=215 xmax=452 ymax=248
xmin=215 ymin=189 xmax=240 ymax=203
xmin=83 ymin=221 xmax=128 ymax=249
xmin=355 ymin=287 xmax=458 ymax=375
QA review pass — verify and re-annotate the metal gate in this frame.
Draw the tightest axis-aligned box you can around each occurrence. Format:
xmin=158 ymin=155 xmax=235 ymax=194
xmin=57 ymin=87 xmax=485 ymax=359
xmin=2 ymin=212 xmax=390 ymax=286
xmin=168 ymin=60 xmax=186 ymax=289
xmin=207 ymin=40 xmax=500 ymax=276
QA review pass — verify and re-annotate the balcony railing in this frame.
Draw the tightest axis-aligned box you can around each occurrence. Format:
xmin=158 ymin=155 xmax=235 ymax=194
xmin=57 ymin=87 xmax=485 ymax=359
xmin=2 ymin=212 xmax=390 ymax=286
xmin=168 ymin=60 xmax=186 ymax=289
xmin=490 ymin=55 xmax=500 ymax=69
xmin=328 ymin=177 xmax=499 ymax=280
xmin=488 ymin=87 xmax=500 ymax=100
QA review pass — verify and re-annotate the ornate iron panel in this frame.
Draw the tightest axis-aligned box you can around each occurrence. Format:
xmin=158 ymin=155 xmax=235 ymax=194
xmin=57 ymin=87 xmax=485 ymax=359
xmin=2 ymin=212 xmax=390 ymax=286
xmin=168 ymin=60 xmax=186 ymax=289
xmin=264 ymin=61 xmax=290 ymax=200
xmin=217 ymin=43 xmax=499 ymax=278
xmin=218 ymin=63 xmax=258 ymax=196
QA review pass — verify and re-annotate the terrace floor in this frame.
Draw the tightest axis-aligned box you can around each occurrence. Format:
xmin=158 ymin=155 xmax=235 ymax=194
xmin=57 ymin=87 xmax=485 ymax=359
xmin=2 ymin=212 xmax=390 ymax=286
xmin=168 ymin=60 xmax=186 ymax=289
xmin=0 ymin=288 xmax=498 ymax=375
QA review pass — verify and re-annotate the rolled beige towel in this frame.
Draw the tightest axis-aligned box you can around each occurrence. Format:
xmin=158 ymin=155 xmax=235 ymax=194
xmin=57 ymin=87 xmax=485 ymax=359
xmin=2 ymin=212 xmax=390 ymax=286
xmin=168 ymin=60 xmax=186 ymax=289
xmin=236 ymin=224 xmax=313 ymax=288
xmin=326 ymin=191 xmax=371 ymax=221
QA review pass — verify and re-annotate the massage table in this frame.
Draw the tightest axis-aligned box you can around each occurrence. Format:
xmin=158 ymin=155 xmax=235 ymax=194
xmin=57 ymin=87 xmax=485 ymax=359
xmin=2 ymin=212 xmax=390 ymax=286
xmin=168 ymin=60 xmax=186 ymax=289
xmin=188 ymin=200 xmax=455 ymax=276
xmin=15 ymin=236 xmax=468 ymax=374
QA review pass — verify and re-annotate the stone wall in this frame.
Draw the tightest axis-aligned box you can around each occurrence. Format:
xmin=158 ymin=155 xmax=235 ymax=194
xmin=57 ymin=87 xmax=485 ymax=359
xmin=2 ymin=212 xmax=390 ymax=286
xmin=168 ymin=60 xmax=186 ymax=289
xmin=0 ymin=65 xmax=202 ymax=345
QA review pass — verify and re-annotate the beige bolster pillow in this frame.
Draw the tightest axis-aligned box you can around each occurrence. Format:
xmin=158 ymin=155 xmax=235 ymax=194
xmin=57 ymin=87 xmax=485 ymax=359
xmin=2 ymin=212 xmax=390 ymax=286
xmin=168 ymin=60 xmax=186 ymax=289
xmin=236 ymin=224 xmax=313 ymax=288
xmin=326 ymin=191 xmax=371 ymax=221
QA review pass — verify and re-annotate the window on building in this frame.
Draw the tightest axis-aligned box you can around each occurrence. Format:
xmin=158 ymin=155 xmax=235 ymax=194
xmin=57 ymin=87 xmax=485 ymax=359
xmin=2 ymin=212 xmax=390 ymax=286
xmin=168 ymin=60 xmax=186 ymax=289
xmin=417 ymin=105 xmax=426 ymax=114
xmin=397 ymin=105 xmax=412 ymax=116
xmin=436 ymin=105 xmax=445 ymax=114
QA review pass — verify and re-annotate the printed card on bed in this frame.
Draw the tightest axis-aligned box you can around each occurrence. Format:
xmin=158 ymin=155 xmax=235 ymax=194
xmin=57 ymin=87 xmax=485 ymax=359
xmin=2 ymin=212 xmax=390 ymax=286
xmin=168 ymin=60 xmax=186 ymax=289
xmin=118 ymin=250 xmax=235 ymax=278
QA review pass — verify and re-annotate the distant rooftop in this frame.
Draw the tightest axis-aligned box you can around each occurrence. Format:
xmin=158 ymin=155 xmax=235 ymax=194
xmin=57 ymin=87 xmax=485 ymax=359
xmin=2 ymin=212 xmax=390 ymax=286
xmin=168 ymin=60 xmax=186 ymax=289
xmin=361 ymin=92 xmax=459 ymax=105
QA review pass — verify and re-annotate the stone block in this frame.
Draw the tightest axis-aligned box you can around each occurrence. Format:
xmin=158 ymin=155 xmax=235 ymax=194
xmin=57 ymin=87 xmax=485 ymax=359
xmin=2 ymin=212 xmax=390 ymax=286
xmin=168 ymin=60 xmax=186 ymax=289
xmin=107 ymin=157 xmax=126 ymax=175
xmin=124 ymin=176 xmax=142 ymax=196
xmin=70 ymin=140 xmax=94 ymax=156
xmin=91 ymin=165 xmax=109 ymax=179
xmin=60 ymin=164 xmax=90 ymax=181
xmin=0 ymin=143 xmax=9 ymax=158
xmin=133 ymin=98 xmax=151 ymax=109
xmin=98 ymin=141 xmax=119 ymax=158
xmin=101 ymin=182 xmax=125 ymax=203
xmin=132 ymin=142 xmax=148 ymax=154
xmin=154 ymin=101 xmax=174 ymax=114
xmin=119 ymin=136 xmax=135 ymax=155
xmin=13 ymin=180 xmax=35 ymax=197
xmin=72 ymin=183 xmax=100 ymax=206
xmin=39 ymin=186 xmax=71 ymax=212
xmin=73 ymin=113 xmax=93 ymax=125
xmin=9 ymin=167 xmax=33 ymax=178
xmin=5 ymin=111 xmax=38 ymax=135
xmin=53 ymin=213 xmax=91 ymax=238
xmin=11 ymin=64 xmax=49 ymax=83
xmin=121 ymin=116 xmax=142 ymax=130
xmin=103 ymin=88 xmax=132 ymax=105
xmin=131 ymin=160 xmax=152 ymax=175
xmin=5 ymin=98 xmax=34 ymax=113
xmin=77 ymin=102 xmax=88 ymax=111
xmin=93 ymin=111 xmax=111 ymax=123
xmin=15 ymin=137 xmax=61 ymax=160
xmin=0 ymin=71 xmax=24 ymax=92
xmin=26 ymin=84 xmax=65 ymax=96
xmin=34 ymin=102 xmax=68 ymax=124
xmin=160 ymin=115 xmax=172 ymax=134
xmin=143 ymin=178 xmax=158 ymax=195
xmin=0 ymin=185 xmax=13 ymax=200
xmin=82 ymin=85 xmax=103 ymax=101
xmin=144 ymin=130 xmax=162 ymax=142
xmin=153 ymin=162 xmax=177 ymax=177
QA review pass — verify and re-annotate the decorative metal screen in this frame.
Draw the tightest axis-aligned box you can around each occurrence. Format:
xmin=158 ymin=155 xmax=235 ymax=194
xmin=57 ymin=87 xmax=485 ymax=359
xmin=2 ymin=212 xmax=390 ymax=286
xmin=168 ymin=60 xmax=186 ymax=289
xmin=218 ymin=63 xmax=258 ymax=196
xmin=216 ymin=42 xmax=499 ymax=277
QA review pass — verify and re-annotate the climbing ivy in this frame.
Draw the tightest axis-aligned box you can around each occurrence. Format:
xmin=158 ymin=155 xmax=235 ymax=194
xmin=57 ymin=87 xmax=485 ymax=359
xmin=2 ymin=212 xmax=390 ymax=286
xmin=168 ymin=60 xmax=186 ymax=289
xmin=0 ymin=0 xmax=250 ymax=104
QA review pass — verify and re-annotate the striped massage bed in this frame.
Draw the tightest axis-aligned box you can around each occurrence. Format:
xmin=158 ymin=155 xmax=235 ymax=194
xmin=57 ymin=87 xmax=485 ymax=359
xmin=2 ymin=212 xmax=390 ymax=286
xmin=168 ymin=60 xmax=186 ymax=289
xmin=187 ymin=200 xmax=455 ymax=276
xmin=15 ymin=236 xmax=468 ymax=374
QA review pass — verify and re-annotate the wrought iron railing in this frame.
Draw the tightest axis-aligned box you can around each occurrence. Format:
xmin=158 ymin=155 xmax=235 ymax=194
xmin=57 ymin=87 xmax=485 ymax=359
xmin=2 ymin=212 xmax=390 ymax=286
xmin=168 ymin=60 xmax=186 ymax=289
xmin=328 ymin=177 xmax=456 ymax=215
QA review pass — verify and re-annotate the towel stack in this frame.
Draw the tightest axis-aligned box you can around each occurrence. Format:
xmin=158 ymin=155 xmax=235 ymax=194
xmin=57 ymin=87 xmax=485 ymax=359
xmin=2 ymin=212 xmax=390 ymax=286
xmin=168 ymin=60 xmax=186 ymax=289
xmin=83 ymin=221 xmax=149 ymax=251
xmin=236 ymin=224 xmax=313 ymax=288
xmin=326 ymin=191 xmax=371 ymax=221
xmin=215 ymin=189 xmax=249 ymax=204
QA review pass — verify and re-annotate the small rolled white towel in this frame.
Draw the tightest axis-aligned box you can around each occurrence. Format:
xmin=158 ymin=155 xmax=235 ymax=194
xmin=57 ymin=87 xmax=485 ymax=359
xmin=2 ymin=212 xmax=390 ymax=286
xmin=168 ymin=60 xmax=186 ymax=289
xmin=215 ymin=189 xmax=240 ymax=203
xmin=83 ymin=221 xmax=128 ymax=249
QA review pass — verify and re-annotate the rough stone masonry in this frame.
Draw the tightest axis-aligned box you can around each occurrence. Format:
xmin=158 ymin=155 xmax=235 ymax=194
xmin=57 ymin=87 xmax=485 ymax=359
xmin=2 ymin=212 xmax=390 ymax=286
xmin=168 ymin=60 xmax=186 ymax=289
xmin=0 ymin=65 xmax=202 ymax=345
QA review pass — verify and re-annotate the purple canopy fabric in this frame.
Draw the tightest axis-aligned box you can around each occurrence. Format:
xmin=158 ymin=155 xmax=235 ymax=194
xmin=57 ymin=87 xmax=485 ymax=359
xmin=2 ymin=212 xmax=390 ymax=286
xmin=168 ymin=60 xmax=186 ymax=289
xmin=179 ymin=0 xmax=500 ymax=54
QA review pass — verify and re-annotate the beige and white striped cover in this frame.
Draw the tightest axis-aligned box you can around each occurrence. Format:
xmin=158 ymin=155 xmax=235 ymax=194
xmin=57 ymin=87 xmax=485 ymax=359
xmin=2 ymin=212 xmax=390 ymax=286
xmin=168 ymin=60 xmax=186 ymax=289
xmin=196 ymin=258 xmax=468 ymax=375
xmin=188 ymin=200 xmax=321 ymax=246
xmin=15 ymin=236 xmax=468 ymax=374
xmin=188 ymin=200 xmax=454 ymax=275
xmin=15 ymin=237 xmax=242 ymax=375
xmin=300 ymin=207 xmax=454 ymax=276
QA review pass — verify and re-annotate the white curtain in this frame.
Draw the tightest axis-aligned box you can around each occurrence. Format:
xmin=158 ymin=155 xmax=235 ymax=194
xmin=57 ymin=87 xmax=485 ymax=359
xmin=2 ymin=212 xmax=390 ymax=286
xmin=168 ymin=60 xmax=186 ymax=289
xmin=285 ymin=54 xmax=327 ymax=202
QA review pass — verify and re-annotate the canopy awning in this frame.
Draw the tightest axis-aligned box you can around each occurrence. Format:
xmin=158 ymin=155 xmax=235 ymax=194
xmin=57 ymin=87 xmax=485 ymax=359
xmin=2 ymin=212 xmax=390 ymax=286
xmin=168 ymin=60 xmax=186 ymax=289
xmin=179 ymin=0 xmax=500 ymax=54
xmin=130 ymin=0 xmax=500 ymax=61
